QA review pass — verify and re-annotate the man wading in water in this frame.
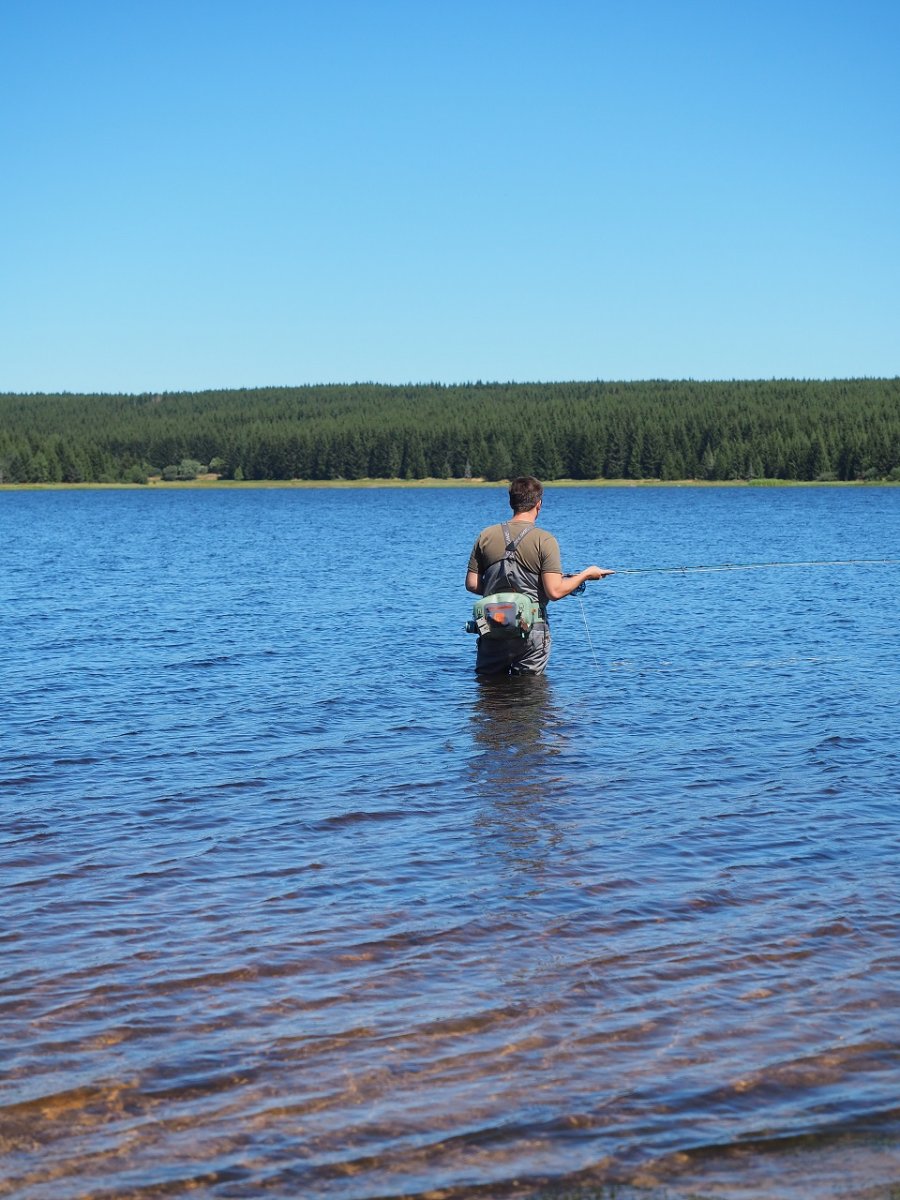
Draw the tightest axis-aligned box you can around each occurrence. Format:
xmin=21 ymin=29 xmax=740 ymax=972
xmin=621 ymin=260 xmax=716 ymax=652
xmin=465 ymin=476 xmax=614 ymax=675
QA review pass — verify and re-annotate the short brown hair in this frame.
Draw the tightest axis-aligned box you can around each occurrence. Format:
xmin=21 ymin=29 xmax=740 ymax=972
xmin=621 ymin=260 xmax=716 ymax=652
xmin=508 ymin=476 xmax=543 ymax=513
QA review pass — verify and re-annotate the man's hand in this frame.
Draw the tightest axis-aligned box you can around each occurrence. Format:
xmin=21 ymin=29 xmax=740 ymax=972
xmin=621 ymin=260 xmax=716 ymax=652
xmin=542 ymin=566 xmax=615 ymax=600
xmin=583 ymin=566 xmax=615 ymax=580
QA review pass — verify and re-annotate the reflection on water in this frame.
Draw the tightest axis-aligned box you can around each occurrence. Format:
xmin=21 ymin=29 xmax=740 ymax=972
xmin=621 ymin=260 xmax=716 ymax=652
xmin=470 ymin=675 xmax=566 ymax=886
xmin=2 ymin=486 xmax=900 ymax=1199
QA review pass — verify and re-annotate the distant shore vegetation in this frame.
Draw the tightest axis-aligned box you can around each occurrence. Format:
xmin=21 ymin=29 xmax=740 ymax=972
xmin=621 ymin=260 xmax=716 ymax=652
xmin=1 ymin=379 xmax=898 ymax=486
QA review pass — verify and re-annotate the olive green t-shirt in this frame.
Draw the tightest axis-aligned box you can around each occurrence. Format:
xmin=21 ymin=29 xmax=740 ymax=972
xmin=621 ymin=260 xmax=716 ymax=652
xmin=468 ymin=520 xmax=563 ymax=586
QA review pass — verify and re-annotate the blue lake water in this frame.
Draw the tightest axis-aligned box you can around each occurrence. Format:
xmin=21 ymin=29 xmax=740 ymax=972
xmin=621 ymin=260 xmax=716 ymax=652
xmin=1 ymin=484 xmax=899 ymax=1199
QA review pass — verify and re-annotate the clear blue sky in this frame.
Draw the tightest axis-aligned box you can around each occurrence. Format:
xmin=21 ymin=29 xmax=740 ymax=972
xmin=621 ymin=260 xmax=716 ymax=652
xmin=2 ymin=0 xmax=897 ymax=393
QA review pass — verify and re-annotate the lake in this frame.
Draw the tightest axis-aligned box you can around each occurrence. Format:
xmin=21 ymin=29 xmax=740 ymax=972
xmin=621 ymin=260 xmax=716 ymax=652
xmin=2 ymin=484 xmax=899 ymax=1199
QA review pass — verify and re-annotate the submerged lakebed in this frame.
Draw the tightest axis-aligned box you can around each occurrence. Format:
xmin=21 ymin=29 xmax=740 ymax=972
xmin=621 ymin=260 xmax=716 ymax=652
xmin=2 ymin=485 xmax=899 ymax=1199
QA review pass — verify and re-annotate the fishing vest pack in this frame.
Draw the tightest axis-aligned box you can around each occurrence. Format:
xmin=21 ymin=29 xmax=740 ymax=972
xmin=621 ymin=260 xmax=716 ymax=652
xmin=466 ymin=522 xmax=542 ymax=639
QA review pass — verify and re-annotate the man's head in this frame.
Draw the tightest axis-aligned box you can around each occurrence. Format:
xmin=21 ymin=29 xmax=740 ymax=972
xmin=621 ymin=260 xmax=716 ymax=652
xmin=509 ymin=476 xmax=543 ymax=514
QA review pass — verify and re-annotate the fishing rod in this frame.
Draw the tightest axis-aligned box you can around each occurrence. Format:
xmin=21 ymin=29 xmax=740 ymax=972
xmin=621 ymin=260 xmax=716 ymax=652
xmin=612 ymin=557 xmax=900 ymax=576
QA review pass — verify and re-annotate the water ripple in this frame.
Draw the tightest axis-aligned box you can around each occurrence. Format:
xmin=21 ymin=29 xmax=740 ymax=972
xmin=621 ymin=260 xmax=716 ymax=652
xmin=1 ymin=486 xmax=899 ymax=1198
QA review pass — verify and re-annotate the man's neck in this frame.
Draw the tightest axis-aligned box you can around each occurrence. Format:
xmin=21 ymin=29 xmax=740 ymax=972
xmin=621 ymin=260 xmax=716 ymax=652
xmin=510 ymin=506 xmax=539 ymax=524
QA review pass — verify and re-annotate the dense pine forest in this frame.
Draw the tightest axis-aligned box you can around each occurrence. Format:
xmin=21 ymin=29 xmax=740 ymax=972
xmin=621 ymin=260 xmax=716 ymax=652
xmin=1 ymin=379 xmax=898 ymax=484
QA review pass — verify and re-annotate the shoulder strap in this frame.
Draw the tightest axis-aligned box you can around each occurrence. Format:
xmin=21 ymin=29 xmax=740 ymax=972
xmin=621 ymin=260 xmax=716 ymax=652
xmin=480 ymin=523 xmax=542 ymax=611
xmin=502 ymin=521 xmax=535 ymax=556
xmin=481 ymin=521 xmax=538 ymax=596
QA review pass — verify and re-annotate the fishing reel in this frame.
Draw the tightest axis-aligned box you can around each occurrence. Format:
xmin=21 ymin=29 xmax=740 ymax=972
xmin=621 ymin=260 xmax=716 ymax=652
xmin=565 ymin=574 xmax=587 ymax=596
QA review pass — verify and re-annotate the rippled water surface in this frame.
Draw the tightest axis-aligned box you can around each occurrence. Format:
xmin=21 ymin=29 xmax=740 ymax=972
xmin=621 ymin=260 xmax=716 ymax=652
xmin=2 ymin=485 xmax=899 ymax=1199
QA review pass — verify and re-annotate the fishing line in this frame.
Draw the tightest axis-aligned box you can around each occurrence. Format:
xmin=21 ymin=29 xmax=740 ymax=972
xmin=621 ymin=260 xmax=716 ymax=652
xmin=614 ymin=557 xmax=900 ymax=575
xmin=576 ymin=593 xmax=602 ymax=672
xmin=572 ymin=556 xmax=900 ymax=672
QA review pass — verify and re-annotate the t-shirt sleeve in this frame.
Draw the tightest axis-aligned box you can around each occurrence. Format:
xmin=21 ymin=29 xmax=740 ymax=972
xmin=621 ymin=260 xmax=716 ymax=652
xmin=539 ymin=532 xmax=563 ymax=575
xmin=467 ymin=537 xmax=481 ymax=573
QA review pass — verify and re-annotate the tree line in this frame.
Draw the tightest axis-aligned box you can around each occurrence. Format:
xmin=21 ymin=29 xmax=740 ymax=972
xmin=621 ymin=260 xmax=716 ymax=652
xmin=1 ymin=379 xmax=898 ymax=484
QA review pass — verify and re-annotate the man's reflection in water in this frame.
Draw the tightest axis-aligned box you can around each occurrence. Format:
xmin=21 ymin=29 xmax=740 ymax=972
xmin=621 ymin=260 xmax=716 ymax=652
xmin=468 ymin=673 xmax=566 ymax=885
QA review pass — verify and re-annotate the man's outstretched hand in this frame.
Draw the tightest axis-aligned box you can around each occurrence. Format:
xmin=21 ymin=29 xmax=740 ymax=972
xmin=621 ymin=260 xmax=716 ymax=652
xmin=583 ymin=566 xmax=615 ymax=580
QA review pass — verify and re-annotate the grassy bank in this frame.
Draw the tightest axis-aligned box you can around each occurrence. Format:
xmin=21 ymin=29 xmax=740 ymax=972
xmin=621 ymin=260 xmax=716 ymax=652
xmin=1 ymin=477 xmax=898 ymax=492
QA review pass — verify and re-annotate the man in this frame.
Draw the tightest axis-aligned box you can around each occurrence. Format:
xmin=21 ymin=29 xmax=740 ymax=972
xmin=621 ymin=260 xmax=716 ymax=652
xmin=465 ymin=476 xmax=614 ymax=675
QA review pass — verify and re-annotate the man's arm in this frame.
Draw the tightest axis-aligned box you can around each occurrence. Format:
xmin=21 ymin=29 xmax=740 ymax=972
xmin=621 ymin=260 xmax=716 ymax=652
xmin=465 ymin=569 xmax=483 ymax=595
xmin=541 ymin=565 xmax=614 ymax=601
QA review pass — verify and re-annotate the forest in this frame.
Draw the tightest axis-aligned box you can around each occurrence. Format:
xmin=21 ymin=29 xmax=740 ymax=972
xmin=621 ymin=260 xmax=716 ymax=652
xmin=1 ymin=378 xmax=898 ymax=484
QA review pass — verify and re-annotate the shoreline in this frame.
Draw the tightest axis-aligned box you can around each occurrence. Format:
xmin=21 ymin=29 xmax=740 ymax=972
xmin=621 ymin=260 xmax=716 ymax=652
xmin=1 ymin=477 xmax=898 ymax=492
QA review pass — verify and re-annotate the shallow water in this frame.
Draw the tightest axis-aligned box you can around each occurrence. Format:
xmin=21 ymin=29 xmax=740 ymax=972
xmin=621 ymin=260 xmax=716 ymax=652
xmin=2 ymin=485 xmax=899 ymax=1199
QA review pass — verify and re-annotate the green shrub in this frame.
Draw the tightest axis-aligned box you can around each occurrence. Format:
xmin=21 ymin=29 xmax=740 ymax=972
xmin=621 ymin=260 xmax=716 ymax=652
xmin=161 ymin=458 xmax=205 ymax=481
